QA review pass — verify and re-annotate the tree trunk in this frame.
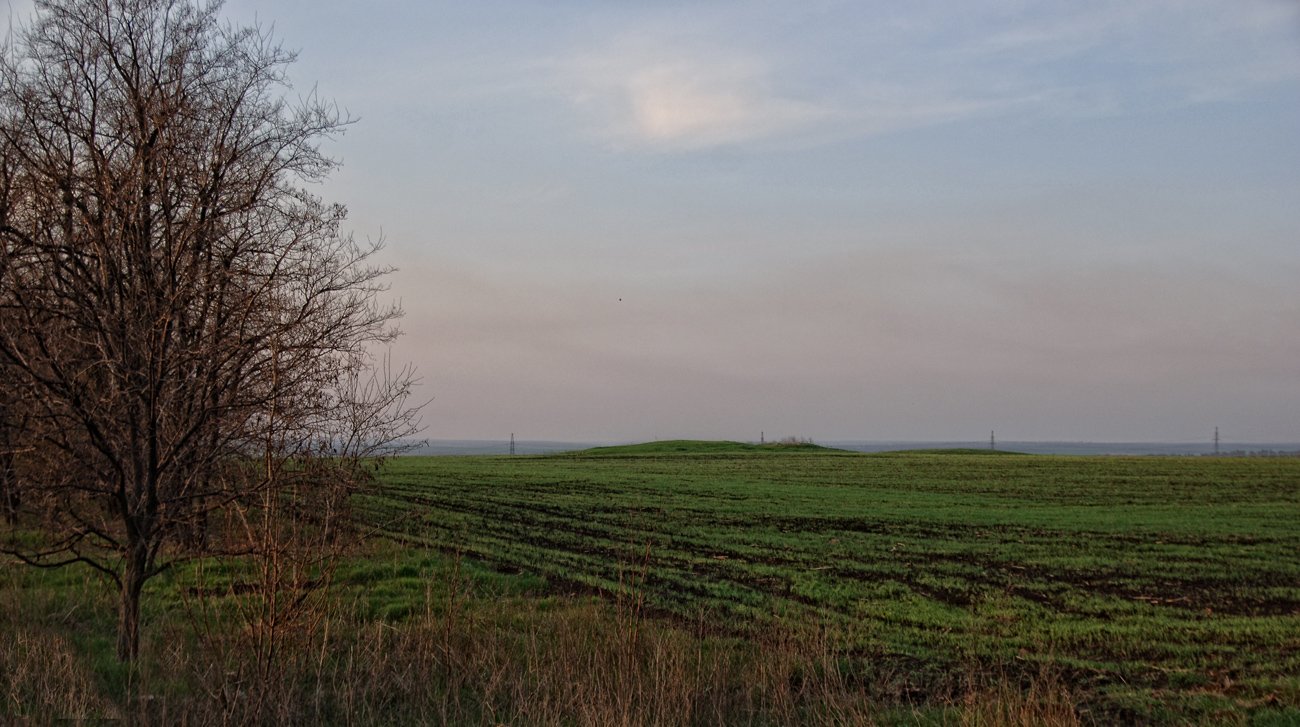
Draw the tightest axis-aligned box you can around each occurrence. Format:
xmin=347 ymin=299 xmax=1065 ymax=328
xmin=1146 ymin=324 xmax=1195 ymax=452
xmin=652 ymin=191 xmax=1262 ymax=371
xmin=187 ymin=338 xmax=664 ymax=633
xmin=0 ymin=457 xmax=17 ymax=525
xmin=117 ymin=539 xmax=149 ymax=661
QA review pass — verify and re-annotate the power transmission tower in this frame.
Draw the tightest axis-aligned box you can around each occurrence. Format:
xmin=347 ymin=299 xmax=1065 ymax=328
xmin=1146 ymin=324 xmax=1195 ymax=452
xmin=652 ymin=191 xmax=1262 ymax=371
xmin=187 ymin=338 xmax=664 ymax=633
xmin=761 ymin=431 xmax=764 ymax=444
xmin=1214 ymin=427 xmax=1219 ymax=456
xmin=510 ymin=433 xmax=515 ymax=456
xmin=990 ymin=431 xmax=995 ymax=450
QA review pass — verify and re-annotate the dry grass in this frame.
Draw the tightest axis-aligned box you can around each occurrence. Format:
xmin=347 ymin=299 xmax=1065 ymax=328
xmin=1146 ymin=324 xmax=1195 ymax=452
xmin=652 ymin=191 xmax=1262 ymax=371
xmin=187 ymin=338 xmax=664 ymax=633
xmin=179 ymin=596 xmax=888 ymax=726
xmin=957 ymin=669 xmax=1085 ymax=727
xmin=0 ymin=628 xmax=113 ymax=720
xmin=0 ymin=550 xmax=1097 ymax=727
xmin=0 ymin=569 xmax=117 ymax=721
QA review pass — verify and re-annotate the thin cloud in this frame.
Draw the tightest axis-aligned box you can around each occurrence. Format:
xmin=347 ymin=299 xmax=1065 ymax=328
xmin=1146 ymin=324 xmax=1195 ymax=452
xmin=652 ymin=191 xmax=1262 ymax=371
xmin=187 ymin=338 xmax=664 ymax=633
xmin=549 ymin=1 xmax=1300 ymax=151
xmin=935 ymin=1 xmax=1300 ymax=112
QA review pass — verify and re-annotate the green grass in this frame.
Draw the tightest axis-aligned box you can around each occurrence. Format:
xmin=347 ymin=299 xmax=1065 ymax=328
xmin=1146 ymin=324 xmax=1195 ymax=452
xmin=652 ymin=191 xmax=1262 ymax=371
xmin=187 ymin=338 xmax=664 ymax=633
xmin=362 ymin=443 xmax=1300 ymax=721
xmin=5 ymin=441 xmax=1297 ymax=723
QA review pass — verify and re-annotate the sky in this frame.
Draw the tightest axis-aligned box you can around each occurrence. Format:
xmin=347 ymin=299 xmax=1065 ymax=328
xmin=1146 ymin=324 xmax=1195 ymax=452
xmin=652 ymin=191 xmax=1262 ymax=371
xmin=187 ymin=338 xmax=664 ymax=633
xmin=8 ymin=0 xmax=1300 ymax=443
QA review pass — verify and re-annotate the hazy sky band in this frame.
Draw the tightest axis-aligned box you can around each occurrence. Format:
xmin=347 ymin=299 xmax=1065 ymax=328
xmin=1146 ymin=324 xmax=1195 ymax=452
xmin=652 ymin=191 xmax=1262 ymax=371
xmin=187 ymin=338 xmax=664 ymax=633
xmin=8 ymin=0 xmax=1297 ymax=441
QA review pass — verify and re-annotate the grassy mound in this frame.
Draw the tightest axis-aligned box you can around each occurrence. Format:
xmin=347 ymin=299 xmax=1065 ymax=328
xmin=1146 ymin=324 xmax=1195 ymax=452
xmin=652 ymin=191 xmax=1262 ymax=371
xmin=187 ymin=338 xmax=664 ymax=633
xmin=568 ymin=439 xmax=844 ymax=456
xmin=882 ymin=447 xmax=1027 ymax=456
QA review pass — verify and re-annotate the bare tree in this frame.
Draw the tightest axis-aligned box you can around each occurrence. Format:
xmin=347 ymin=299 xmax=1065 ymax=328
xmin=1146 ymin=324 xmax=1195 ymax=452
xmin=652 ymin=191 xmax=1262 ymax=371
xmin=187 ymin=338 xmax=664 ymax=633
xmin=0 ymin=0 xmax=419 ymax=661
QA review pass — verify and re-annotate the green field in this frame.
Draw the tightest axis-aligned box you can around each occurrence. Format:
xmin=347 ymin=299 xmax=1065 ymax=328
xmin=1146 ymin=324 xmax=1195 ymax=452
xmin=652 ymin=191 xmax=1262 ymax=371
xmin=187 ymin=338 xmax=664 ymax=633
xmin=365 ymin=442 xmax=1300 ymax=720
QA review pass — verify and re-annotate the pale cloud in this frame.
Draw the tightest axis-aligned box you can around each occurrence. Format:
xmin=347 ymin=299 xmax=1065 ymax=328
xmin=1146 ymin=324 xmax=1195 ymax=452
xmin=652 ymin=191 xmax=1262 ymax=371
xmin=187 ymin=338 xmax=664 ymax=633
xmin=560 ymin=37 xmax=829 ymax=149
xmin=556 ymin=38 xmax=1020 ymax=151
xmin=626 ymin=64 xmax=788 ymax=142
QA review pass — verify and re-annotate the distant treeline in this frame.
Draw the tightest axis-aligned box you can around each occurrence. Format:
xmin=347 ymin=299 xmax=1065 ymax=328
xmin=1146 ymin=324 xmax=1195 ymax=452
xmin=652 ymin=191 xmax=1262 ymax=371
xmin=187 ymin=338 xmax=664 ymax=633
xmin=1202 ymin=449 xmax=1300 ymax=458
